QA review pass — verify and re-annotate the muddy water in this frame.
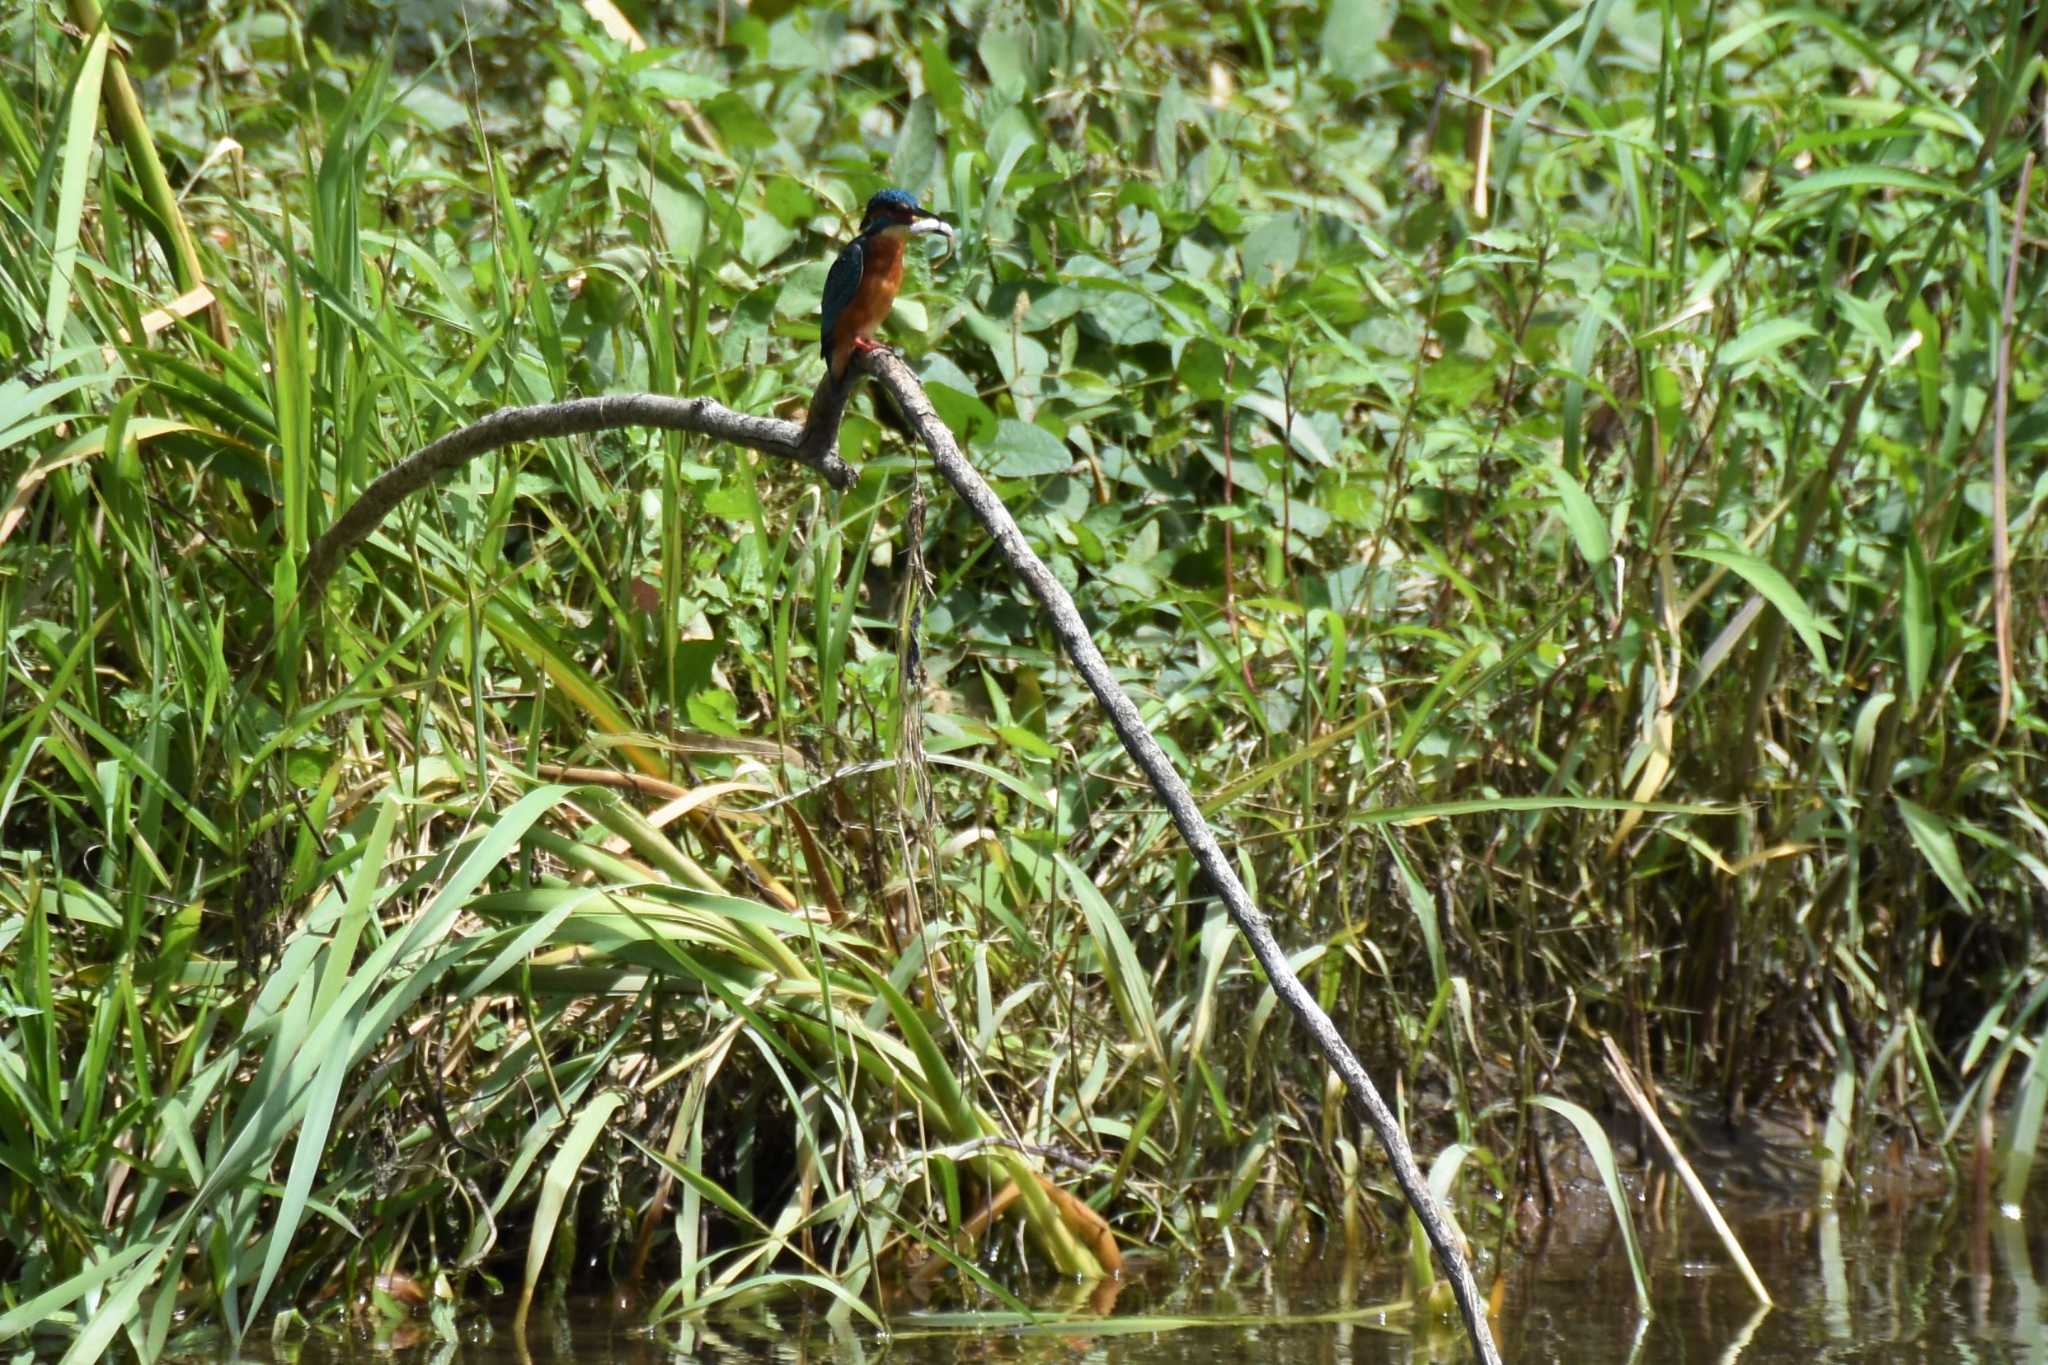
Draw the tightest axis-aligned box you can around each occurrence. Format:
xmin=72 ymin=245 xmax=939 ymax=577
xmin=263 ymin=1184 xmax=2048 ymax=1363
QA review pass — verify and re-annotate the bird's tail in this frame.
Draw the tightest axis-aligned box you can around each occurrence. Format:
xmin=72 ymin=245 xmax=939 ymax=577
xmin=796 ymin=365 xmax=859 ymax=466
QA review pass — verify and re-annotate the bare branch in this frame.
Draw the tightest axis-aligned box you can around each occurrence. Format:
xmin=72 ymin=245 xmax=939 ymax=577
xmin=851 ymin=346 xmax=1506 ymax=1365
xmin=296 ymin=387 xmax=855 ymax=610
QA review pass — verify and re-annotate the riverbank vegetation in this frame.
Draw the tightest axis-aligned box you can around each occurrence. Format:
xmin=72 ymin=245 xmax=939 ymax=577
xmin=2 ymin=0 xmax=2043 ymax=1357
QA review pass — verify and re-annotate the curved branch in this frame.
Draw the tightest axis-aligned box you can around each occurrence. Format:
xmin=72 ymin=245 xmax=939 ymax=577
xmin=296 ymin=385 xmax=855 ymax=609
xmin=851 ymin=346 xmax=1505 ymax=1365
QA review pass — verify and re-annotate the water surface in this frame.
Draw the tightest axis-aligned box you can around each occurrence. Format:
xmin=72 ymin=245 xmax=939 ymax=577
xmin=259 ymin=1183 xmax=2048 ymax=1363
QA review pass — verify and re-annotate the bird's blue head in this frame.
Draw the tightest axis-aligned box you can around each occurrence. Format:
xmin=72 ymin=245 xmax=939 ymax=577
xmin=858 ymin=187 xmax=955 ymax=254
xmin=861 ymin=188 xmax=934 ymax=230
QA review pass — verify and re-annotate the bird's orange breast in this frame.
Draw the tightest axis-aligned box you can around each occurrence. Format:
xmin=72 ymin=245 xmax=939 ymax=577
xmin=839 ymin=233 xmax=905 ymax=339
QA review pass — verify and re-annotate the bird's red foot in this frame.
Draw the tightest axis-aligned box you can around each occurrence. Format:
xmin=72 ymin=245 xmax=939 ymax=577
xmin=851 ymin=337 xmax=899 ymax=359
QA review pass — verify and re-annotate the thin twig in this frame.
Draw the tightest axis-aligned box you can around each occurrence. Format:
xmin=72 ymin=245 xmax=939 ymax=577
xmin=1441 ymin=84 xmax=1596 ymax=140
xmin=1601 ymin=1034 xmax=1771 ymax=1306
xmin=854 ymin=346 xmax=1505 ymax=1365
xmin=1990 ymin=152 xmax=2033 ymax=743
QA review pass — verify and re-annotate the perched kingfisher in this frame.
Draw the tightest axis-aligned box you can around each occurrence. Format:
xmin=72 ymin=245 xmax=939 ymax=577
xmin=819 ymin=188 xmax=955 ymax=387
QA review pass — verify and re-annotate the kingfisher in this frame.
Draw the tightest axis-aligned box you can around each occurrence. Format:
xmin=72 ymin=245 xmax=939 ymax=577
xmin=819 ymin=188 xmax=955 ymax=389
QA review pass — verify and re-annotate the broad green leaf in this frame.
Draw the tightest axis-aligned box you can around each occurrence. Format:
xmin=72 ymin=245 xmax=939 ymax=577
xmin=1719 ymin=316 xmax=1817 ymax=368
xmin=920 ymin=353 xmax=998 ymax=442
xmin=649 ymin=174 xmax=706 ymax=256
xmin=702 ymin=92 xmax=777 ymax=150
xmin=1895 ymin=796 xmax=1980 ymax=911
xmin=891 ymin=96 xmax=940 ymax=191
xmin=978 ymin=24 xmax=1030 ymax=99
xmin=1241 ymin=212 xmax=1302 ymax=286
xmin=1683 ymin=546 xmax=1836 ymax=676
xmin=920 ymin=37 xmax=966 ymax=124
xmin=1234 ymin=392 xmax=1331 ymax=464
xmin=984 ymin=417 xmax=1070 ymax=477
xmin=634 ymin=68 xmax=724 ymax=102
xmin=1831 ymin=288 xmax=1893 ymax=355
xmin=1548 ymin=464 xmax=1611 ymax=563
xmin=1321 ymin=0 xmax=1392 ymax=76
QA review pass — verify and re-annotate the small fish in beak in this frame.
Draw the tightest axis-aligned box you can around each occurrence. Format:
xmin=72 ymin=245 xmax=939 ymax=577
xmin=909 ymin=213 xmax=957 ymax=263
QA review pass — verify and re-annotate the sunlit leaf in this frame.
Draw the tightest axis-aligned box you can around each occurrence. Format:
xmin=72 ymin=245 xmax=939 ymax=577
xmin=1532 ymin=1096 xmax=1650 ymax=1312
xmin=1781 ymin=164 xmax=1960 ymax=200
xmin=1548 ymin=464 xmax=1611 ymax=563
xmin=44 ymin=28 xmax=111 ymax=348
xmin=1683 ymin=545 xmax=1837 ymax=676
xmin=1718 ymin=316 xmax=1817 ymax=368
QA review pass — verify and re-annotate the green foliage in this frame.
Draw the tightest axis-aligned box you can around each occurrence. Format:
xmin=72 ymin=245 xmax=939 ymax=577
xmin=1 ymin=0 xmax=2044 ymax=1356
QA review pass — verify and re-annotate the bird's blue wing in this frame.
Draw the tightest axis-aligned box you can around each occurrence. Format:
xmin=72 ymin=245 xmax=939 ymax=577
xmin=820 ymin=237 xmax=866 ymax=367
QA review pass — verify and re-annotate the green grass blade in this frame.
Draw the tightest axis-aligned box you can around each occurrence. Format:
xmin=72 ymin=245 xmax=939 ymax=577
xmin=1531 ymin=1096 xmax=1650 ymax=1314
xmin=1057 ymin=853 xmax=1172 ymax=1108
xmin=517 ymin=1089 xmax=626 ymax=1329
xmin=42 ymin=27 xmax=110 ymax=349
xmin=1996 ymin=1022 xmax=2048 ymax=1211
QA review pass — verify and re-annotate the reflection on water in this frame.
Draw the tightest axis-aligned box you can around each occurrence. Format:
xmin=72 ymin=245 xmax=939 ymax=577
xmin=1507 ymin=1187 xmax=2048 ymax=1364
xmin=255 ymin=1182 xmax=2048 ymax=1364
